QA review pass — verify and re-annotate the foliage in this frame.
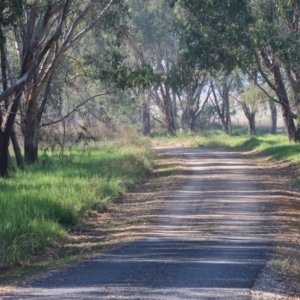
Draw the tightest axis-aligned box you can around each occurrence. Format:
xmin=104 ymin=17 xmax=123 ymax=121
xmin=0 ymin=0 xmax=23 ymax=28
xmin=172 ymin=0 xmax=254 ymax=72
xmin=0 ymin=138 xmax=152 ymax=265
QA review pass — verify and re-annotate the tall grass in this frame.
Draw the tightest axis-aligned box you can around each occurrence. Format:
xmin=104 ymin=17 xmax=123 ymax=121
xmin=0 ymin=138 xmax=152 ymax=266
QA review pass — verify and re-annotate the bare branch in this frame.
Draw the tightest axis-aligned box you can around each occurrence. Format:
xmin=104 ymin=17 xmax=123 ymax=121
xmin=39 ymin=90 xmax=115 ymax=127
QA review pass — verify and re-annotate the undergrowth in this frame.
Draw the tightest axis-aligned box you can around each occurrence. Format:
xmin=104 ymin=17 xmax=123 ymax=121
xmin=0 ymin=138 xmax=152 ymax=266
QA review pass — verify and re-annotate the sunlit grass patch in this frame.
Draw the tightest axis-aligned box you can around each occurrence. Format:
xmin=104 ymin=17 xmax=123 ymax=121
xmin=0 ymin=138 xmax=152 ymax=266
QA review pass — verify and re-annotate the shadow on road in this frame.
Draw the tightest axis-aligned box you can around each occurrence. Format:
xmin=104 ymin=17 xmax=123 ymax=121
xmin=4 ymin=149 xmax=280 ymax=300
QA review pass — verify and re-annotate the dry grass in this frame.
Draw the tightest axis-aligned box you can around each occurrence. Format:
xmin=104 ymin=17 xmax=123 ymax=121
xmin=253 ymin=155 xmax=300 ymax=291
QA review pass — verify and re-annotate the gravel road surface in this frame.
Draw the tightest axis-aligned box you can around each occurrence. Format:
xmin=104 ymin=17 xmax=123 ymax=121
xmin=3 ymin=148 xmax=275 ymax=299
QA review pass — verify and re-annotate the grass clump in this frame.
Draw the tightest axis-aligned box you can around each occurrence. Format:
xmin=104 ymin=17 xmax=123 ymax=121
xmin=0 ymin=138 xmax=152 ymax=266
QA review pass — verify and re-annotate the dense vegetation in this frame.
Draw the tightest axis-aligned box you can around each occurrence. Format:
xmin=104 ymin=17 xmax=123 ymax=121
xmin=0 ymin=138 xmax=152 ymax=265
xmin=1 ymin=0 xmax=300 ymax=267
xmin=1 ymin=1 xmax=300 ymax=176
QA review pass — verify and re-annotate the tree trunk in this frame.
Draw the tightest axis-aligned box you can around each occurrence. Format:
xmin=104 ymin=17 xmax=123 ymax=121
xmin=260 ymin=50 xmax=297 ymax=141
xmin=0 ymin=128 xmax=9 ymax=177
xmin=248 ymin=114 xmax=256 ymax=135
xmin=172 ymin=89 xmax=178 ymax=130
xmin=189 ymin=116 xmax=197 ymax=132
xmin=224 ymin=94 xmax=232 ymax=135
xmin=10 ymin=128 xmax=24 ymax=169
xmin=7 ymin=151 xmax=15 ymax=172
xmin=211 ymin=80 xmax=232 ymax=135
xmin=270 ymin=103 xmax=277 ymax=134
xmin=142 ymin=94 xmax=151 ymax=136
xmin=281 ymin=105 xmax=297 ymax=142
xmin=181 ymin=108 xmax=190 ymax=130
xmin=164 ymin=90 xmax=176 ymax=135
xmin=24 ymin=109 xmax=38 ymax=164
xmin=273 ymin=66 xmax=297 ymax=141
xmin=242 ymin=104 xmax=256 ymax=135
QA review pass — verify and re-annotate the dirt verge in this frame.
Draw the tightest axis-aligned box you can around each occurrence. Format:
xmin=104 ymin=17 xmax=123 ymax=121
xmin=247 ymin=154 xmax=300 ymax=299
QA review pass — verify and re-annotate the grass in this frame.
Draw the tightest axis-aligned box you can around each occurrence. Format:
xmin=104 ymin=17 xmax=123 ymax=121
xmin=153 ymin=129 xmax=300 ymax=163
xmin=0 ymin=138 xmax=152 ymax=266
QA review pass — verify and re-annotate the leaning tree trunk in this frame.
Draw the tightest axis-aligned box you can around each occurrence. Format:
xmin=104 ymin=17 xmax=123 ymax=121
xmin=270 ymin=103 xmax=277 ymax=134
xmin=10 ymin=128 xmax=24 ymax=169
xmin=281 ymin=105 xmax=297 ymax=142
xmin=261 ymin=51 xmax=297 ymax=142
xmin=273 ymin=66 xmax=297 ymax=141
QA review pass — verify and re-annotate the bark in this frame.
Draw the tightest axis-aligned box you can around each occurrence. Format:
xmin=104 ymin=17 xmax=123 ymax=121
xmin=142 ymin=95 xmax=151 ymax=136
xmin=241 ymin=103 xmax=256 ymax=135
xmin=281 ymin=104 xmax=297 ymax=142
xmin=0 ymin=28 xmax=24 ymax=169
xmin=270 ymin=104 xmax=277 ymax=134
xmin=259 ymin=49 xmax=297 ymax=141
xmin=274 ymin=65 xmax=297 ymax=141
xmin=10 ymin=128 xmax=24 ymax=169
xmin=24 ymin=111 xmax=38 ymax=164
xmin=0 ymin=128 xmax=9 ymax=177
xmin=211 ymin=82 xmax=232 ymax=134
xmin=163 ymin=89 xmax=176 ymax=135
xmin=7 ymin=152 xmax=15 ymax=172
xmin=181 ymin=109 xmax=191 ymax=131
xmin=223 ymin=94 xmax=232 ymax=134
xmin=248 ymin=116 xmax=256 ymax=135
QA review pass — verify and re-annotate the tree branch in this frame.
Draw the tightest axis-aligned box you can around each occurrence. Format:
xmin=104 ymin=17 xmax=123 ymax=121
xmin=39 ymin=90 xmax=115 ymax=127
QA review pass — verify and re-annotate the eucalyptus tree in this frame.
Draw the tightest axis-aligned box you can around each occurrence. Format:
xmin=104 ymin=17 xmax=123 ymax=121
xmin=170 ymin=61 xmax=211 ymax=131
xmin=239 ymin=84 xmax=263 ymax=134
xmin=0 ymin=0 xmax=128 ymax=176
xmin=173 ymin=0 xmax=300 ymax=141
xmin=18 ymin=0 xmax=122 ymax=164
xmin=126 ymin=0 xmax=179 ymax=135
xmin=210 ymin=74 xmax=234 ymax=134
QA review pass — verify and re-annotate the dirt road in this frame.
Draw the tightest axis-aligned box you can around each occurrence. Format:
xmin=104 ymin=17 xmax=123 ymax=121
xmin=3 ymin=148 xmax=275 ymax=299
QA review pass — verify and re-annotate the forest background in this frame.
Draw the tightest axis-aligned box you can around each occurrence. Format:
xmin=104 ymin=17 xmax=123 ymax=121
xmin=2 ymin=0 xmax=300 ymax=274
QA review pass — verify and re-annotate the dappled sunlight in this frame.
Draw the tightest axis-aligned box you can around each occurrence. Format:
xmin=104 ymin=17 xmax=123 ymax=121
xmin=4 ymin=148 xmax=282 ymax=299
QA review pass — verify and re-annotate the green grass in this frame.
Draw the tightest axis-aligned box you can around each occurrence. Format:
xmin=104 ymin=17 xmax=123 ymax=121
xmin=153 ymin=129 xmax=300 ymax=163
xmin=0 ymin=138 xmax=152 ymax=266
xmin=197 ymin=131 xmax=300 ymax=162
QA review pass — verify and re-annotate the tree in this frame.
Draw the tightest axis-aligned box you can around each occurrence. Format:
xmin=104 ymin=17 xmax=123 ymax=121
xmin=15 ymin=0 xmax=119 ymax=164
xmin=210 ymin=74 xmax=234 ymax=134
xmin=126 ymin=0 xmax=179 ymax=135
xmin=239 ymin=84 xmax=261 ymax=135
xmin=173 ymin=0 xmax=300 ymax=141
xmin=0 ymin=0 xmax=26 ymax=176
xmin=170 ymin=58 xmax=211 ymax=131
